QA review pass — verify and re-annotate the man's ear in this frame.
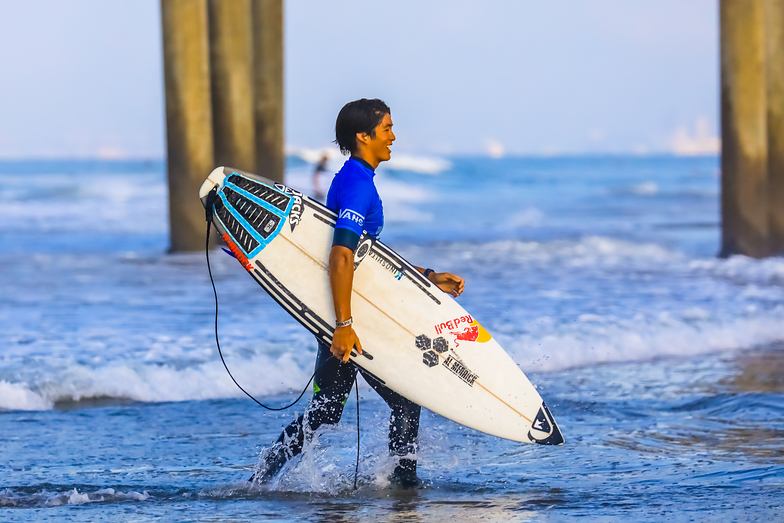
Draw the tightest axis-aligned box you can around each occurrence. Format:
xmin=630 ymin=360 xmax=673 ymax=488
xmin=355 ymin=132 xmax=370 ymax=147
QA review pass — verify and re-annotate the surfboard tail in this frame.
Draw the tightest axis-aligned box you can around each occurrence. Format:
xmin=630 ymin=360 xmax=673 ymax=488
xmin=527 ymin=402 xmax=565 ymax=445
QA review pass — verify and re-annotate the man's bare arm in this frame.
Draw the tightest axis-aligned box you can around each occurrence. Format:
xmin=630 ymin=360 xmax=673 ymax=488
xmin=414 ymin=265 xmax=465 ymax=298
xmin=329 ymin=244 xmax=363 ymax=362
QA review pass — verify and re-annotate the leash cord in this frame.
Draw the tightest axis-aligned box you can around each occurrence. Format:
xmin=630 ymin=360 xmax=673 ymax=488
xmin=354 ymin=378 xmax=360 ymax=490
xmin=206 ymin=219 xmax=316 ymax=411
xmin=205 ymin=187 xmax=361 ymax=486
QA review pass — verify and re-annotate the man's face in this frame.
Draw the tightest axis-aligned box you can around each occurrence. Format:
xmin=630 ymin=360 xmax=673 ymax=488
xmin=362 ymin=113 xmax=395 ymax=162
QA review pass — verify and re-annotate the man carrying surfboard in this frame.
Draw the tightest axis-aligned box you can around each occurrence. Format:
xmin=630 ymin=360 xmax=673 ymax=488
xmin=254 ymin=98 xmax=465 ymax=487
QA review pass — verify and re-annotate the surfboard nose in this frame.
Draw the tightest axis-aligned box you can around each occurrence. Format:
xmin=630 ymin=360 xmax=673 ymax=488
xmin=528 ymin=403 xmax=565 ymax=445
xmin=199 ymin=166 xmax=229 ymax=201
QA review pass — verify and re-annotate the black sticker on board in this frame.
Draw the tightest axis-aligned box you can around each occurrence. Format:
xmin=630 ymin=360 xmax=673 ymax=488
xmin=422 ymin=350 xmax=439 ymax=367
xmin=415 ymin=335 xmax=431 ymax=351
xmin=433 ymin=337 xmax=449 ymax=353
xmin=531 ymin=407 xmax=551 ymax=434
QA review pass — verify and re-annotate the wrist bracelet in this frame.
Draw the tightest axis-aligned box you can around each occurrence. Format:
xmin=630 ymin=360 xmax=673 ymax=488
xmin=336 ymin=317 xmax=353 ymax=328
xmin=423 ymin=268 xmax=434 ymax=280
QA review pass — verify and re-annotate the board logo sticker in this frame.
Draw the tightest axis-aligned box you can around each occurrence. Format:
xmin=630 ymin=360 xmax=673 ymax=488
xmin=416 ymin=335 xmax=448 ymax=355
xmin=432 ymin=337 xmax=449 ymax=353
xmin=353 ymin=232 xmax=376 ymax=270
xmin=435 ymin=316 xmax=492 ymax=347
xmin=417 ymin=336 xmax=440 ymax=367
xmin=435 ymin=315 xmax=473 ymax=335
xmin=417 ymin=335 xmax=478 ymax=386
xmin=222 ymin=233 xmax=254 ymax=272
xmin=442 ymin=355 xmax=479 ymax=386
xmin=527 ymin=404 xmax=565 ymax=445
xmin=274 ymin=182 xmax=304 ymax=232
xmin=422 ymin=350 xmax=439 ymax=367
xmin=415 ymin=334 xmax=431 ymax=351
xmin=451 ymin=321 xmax=492 ymax=347
xmin=531 ymin=408 xmax=551 ymax=433
xmin=369 ymin=251 xmax=403 ymax=281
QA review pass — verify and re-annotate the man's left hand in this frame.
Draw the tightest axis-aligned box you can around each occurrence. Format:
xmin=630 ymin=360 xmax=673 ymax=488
xmin=429 ymin=272 xmax=465 ymax=298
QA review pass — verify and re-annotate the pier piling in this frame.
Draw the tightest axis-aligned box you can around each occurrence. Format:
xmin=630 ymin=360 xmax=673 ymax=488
xmin=252 ymin=0 xmax=285 ymax=183
xmin=163 ymin=0 xmax=285 ymax=251
xmin=720 ymin=0 xmax=769 ymax=258
xmin=766 ymin=0 xmax=784 ymax=255
xmin=161 ymin=0 xmax=215 ymax=252
xmin=208 ymin=0 xmax=257 ymax=172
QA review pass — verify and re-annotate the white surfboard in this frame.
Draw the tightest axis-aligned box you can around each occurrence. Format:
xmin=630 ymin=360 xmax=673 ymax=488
xmin=199 ymin=166 xmax=564 ymax=445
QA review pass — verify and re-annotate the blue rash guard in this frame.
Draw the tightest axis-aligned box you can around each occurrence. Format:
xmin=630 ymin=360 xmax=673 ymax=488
xmin=326 ymin=157 xmax=384 ymax=250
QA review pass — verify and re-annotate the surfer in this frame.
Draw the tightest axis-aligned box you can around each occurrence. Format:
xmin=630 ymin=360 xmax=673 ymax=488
xmin=254 ymin=99 xmax=465 ymax=488
xmin=312 ymin=153 xmax=329 ymax=201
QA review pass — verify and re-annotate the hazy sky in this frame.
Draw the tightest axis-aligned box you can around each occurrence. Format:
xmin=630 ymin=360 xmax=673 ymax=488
xmin=0 ymin=0 xmax=718 ymax=158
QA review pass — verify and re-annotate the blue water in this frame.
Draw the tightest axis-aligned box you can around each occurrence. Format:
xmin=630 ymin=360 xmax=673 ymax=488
xmin=1 ymin=155 xmax=783 ymax=521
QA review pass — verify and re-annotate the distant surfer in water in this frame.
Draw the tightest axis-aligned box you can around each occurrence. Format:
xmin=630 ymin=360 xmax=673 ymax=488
xmin=253 ymin=98 xmax=465 ymax=488
xmin=311 ymin=153 xmax=329 ymax=201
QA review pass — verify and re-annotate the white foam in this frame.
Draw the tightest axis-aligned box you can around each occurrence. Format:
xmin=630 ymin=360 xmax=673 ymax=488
xmin=286 ymin=146 xmax=451 ymax=175
xmin=400 ymin=236 xmax=784 ymax=372
xmin=0 ymin=380 xmax=50 ymax=410
xmin=1 ymin=171 xmax=166 ymax=234
xmin=286 ymin=145 xmax=342 ymax=165
xmin=690 ymin=255 xmax=784 ymax=285
xmin=432 ymin=236 xmax=680 ymax=267
xmin=381 ymin=154 xmax=451 ymax=175
xmin=39 ymin=487 xmax=150 ymax=507
xmin=0 ymin=351 xmax=314 ymax=412
xmin=630 ymin=181 xmax=659 ymax=195
xmin=4 ymin=234 xmax=784 ymax=410
xmin=67 ymin=489 xmax=93 ymax=504
xmin=375 ymin=176 xmax=434 ymax=223
xmin=255 ymin=414 xmax=397 ymax=493
xmin=2 ymin=313 xmax=781 ymax=410
xmin=509 ymin=308 xmax=784 ymax=372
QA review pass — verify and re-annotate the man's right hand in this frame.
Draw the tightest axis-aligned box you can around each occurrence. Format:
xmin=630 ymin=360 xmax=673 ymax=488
xmin=331 ymin=324 xmax=363 ymax=362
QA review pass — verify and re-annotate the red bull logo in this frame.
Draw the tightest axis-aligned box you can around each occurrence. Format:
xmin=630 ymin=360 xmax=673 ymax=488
xmin=434 ymin=315 xmax=473 ymax=335
xmin=453 ymin=325 xmax=481 ymax=342
xmin=435 ymin=315 xmax=492 ymax=347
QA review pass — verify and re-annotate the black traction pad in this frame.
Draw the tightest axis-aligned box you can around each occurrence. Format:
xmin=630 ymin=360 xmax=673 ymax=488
xmin=227 ymin=174 xmax=291 ymax=211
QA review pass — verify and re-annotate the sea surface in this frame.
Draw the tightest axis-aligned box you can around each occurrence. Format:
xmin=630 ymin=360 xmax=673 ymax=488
xmin=1 ymin=155 xmax=783 ymax=521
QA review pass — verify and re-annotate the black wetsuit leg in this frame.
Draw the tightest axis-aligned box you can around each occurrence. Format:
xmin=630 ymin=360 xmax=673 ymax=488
xmin=273 ymin=341 xmax=357 ymax=458
xmin=257 ymin=340 xmax=421 ymax=482
xmin=359 ymin=368 xmax=421 ymax=457
xmin=360 ymin=368 xmax=421 ymax=485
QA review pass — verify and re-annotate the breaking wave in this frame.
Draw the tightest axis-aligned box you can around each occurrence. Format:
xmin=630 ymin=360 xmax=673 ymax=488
xmin=0 ymin=352 xmax=315 ymax=412
xmin=0 ymin=487 xmax=150 ymax=508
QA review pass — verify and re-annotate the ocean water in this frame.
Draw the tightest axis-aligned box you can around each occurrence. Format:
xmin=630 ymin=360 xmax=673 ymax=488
xmin=1 ymin=155 xmax=783 ymax=521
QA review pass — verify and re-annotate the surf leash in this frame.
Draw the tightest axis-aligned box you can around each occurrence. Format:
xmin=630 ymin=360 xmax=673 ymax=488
xmin=354 ymin=377 xmax=360 ymax=490
xmin=205 ymin=186 xmax=317 ymax=411
xmin=205 ymin=185 xmax=361 ymax=489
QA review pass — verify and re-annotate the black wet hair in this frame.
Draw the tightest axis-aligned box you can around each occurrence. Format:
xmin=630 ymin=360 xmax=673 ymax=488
xmin=334 ymin=98 xmax=391 ymax=155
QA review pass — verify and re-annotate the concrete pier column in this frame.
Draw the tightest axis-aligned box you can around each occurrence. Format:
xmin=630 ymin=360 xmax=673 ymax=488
xmin=208 ymin=0 xmax=257 ymax=172
xmin=252 ymin=0 xmax=285 ymax=183
xmin=720 ymin=0 xmax=769 ymax=258
xmin=161 ymin=0 xmax=214 ymax=252
xmin=766 ymin=0 xmax=784 ymax=255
